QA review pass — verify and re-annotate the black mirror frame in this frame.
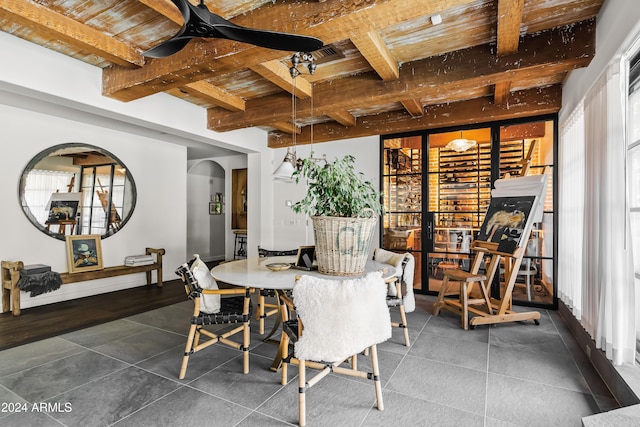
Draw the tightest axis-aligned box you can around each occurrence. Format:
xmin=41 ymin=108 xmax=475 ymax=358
xmin=18 ymin=143 xmax=137 ymax=241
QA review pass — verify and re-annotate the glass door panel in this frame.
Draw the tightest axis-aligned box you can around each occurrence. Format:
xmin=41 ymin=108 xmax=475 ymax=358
xmin=380 ymin=117 xmax=557 ymax=309
xmin=426 ymin=128 xmax=491 ymax=295
xmin=382 ymin=135 xmax=423 ymax=290
xmin=497 ymin=121 xmax=555 ymax=305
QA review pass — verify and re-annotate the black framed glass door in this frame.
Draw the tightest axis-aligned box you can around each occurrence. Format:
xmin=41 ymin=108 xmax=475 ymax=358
xmin=380 ymin=116 xmax=557 ymax=309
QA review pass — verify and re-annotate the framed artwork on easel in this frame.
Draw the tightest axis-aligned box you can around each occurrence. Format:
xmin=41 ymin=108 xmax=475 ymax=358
xmin=476 ymin=196 xmax=536 ymax=254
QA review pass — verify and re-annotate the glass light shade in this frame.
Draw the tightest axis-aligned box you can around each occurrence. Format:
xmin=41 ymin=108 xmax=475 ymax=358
xmin=445 ymin=138 xmax=477 ymax=153
xmin=273 ymin=150 xmax=297 ymax=181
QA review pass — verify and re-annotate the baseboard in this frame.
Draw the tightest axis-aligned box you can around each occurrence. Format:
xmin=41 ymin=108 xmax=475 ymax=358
xmin=558 ymin=300 xmax=640 ymax=407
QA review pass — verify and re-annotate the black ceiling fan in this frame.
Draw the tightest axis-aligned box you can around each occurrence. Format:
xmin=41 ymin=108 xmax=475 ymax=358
xmin=143 ymin=0 xmax=324 ymax=58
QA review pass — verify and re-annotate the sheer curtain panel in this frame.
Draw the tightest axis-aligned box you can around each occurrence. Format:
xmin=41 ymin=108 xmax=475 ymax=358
xmin=558 ymin=104 xmax=585 ymax=319
xmin=582 ymin=60 xmax=636 ymax=365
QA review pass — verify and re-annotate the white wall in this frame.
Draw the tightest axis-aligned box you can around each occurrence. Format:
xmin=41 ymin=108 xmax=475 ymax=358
xmin=270 ymin=136 xmax=381 ymax=252
xmin=0 ymin=104 xmax=187 ymax=309
xmin=187 ymin=160 xmax=225 ymax=261
xmin=561 ymin=0 xmax=640 ymax=122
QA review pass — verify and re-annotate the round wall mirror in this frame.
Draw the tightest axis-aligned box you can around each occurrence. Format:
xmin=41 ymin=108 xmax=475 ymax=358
xmin=19 ymin=143 xmax=137 ymax=241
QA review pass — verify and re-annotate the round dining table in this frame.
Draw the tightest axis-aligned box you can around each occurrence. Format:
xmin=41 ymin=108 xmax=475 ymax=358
xmin=210 ymin=255 xmax=398 ymax=289
xmin=210 ymin=255 xmax=397 ymax=370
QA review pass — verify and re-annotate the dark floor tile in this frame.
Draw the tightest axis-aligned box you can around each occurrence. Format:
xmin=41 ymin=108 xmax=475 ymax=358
xmin=0 ymin=350 xmax=128 ymax=402
xmin=236 ymin=411 xmax=293 ymax=426
xmin=258 ymin=373 xmax=378 ymax=426
xmin=486 ymin=373 xmax=601 ymax=427
xmin=0 ymin=337 xmax=84 ymax=378
xmin=363 ymin=389 xmax=485 ymax=426
xmin=114 ymin=385 xmax=251 ymax=426
xmin=137 ymin=341 xmax=246 ymax=382
xmin=1 ymin=410 xmax=66 ymax=427
xmin=46 ymin=366 xmax=181 ymax=426
xmin=489 ymin=344 xmax=591 ymax=393
xmin=92 ymin=327 xmax=185 ymax=364
xmin=410 ymin=332 xmax=489 ymax=371
xmin=423 ymin=312 xmax=491 ymax=343
xmin=385 ymin=354 xmax=487 ymax=415
xmin=59 ymin=318 xmax=152 ymax=348
xmin=189 ymin=353 xmax=288 ymax=410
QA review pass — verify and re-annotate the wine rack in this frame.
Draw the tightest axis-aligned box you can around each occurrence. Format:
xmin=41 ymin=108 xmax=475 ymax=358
xmin=435 ymin=142 xmax=492 ymax=229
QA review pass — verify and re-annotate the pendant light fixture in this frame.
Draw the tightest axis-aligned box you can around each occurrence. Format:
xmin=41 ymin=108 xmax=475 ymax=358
xmin=445 ymin=130 xmax=477 ymax=153
xmin=273 ymin=52 xmax=317 ymax=182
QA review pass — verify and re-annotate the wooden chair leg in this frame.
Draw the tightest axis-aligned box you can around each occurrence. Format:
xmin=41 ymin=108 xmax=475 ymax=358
xmin=434 ymin=275 xmax=450 ymax=315
xmin=280 ymin=332 xmax=289 ymax=385
xmin=299 ymin=359 xmax=307 ymax=427
xmin=461 ymin=282 xmax=469 ymax=330
xmin=397 ymin=303 xmax=410 ymax=347
xmin=257 ymin=289 xmax=265 ymax=334
xmin=243 ymin=321 xmax=250 ymax=374
xmin=370 ymin=345 xmax=384 ymax=411
xmin=179 ymin=324 xmax=198 ymax=380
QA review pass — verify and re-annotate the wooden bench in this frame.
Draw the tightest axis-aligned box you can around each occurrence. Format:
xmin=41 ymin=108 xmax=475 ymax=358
xmin=2 ymin=247 xmax=164 ymax=317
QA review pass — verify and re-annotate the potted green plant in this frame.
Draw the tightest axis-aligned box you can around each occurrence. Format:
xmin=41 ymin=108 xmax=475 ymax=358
xmin=291 ymin=154 xmax=382 ymax=276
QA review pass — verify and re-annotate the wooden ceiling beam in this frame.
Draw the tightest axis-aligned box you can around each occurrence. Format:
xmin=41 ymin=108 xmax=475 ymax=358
xmin=137 ymin=0 xmax=257 ymax=22
xmin=401 ymin=99 xmax=425 ymax=117
xmin=326 ymin=110 xmax=356 ymax=127
xmin=494 ymin=81 xmax=511 ymax=105
xmin=103 ymin=0 xmax=477 ymax=101
xmin=251 ymin=60 xmax=313 ymax=99
xmin=137 ymin=0 xmax=183 ymax=25
xmin=351 ymin=30 xmax=399 ymax=81
xmin=267 ymin=85 xmax=562 ymax=147
xmin=0 ymin=0 xmax=143 ymax=67
xmin=208 ymin=20 xmax=594 ymax=131
xmin=497 ymin=0 xmax=525 ymax=55
xmin=182 ymin=81 xmax=245 ymax=112
xmin=271 ymin=121 xmax=301 ymax=135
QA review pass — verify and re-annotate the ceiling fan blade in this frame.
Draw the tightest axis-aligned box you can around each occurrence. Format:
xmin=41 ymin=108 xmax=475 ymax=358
xmin=143 ymin=37 xmax=191 ymax=58
xmin=143 ymin=0 xmax=323 ymax=58
xmin=214 ymin=24 xmax=323 ymax=52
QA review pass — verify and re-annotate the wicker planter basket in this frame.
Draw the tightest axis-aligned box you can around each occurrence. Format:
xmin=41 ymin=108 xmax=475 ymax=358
xmin=311 ymin=211 xmax=377 ymax=276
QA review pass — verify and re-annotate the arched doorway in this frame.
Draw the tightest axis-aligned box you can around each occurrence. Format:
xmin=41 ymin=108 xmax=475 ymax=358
xmin=187 ymin=160 xmax=226 ymax=261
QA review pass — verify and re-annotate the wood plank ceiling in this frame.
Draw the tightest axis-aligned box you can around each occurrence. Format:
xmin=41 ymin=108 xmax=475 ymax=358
xmin=0 ymin=0 xmax=603 ymax=148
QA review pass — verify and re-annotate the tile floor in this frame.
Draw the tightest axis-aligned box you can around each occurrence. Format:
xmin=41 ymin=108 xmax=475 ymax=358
xmin=0 ymin=294 xmax=619 ymax=426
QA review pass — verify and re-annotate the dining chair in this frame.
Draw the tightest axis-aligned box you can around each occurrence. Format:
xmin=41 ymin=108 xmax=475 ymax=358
xmin=278 ymin=272 xmax=391 ymax=427
xmin=256 ymin=246 xmax=298 ymax=334
xmin=373 ymin=248 xmax=415 ymax=347
xmin=174 ymin=262 xmax=252 ymax=380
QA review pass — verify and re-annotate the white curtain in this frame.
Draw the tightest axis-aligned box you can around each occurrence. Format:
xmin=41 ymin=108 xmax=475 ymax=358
xmin=582 ymin=60 xmax=636 ymax=365
xmin=24 ymin=170 xmax=76 ymax=224
xmin=558 ymin=103 xmax=585 ymax=318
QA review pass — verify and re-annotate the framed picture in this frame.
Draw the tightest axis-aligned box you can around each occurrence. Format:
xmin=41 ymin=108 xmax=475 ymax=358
xmin=65 ymin=234 xmax=104 ymax=273
xmin=209 ymin=193 xmax=224 ymax=215
xmin=476 ymin=196 xmax=536 ymax=254
xmin=294 ymin=246 xmax=316 ymax=270
xmin=46 ymin=192 xmax=82 ymax=224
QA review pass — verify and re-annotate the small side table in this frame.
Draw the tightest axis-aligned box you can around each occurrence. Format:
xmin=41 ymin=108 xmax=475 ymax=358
xmin=234 ymin=229 xmax=247 ymax=259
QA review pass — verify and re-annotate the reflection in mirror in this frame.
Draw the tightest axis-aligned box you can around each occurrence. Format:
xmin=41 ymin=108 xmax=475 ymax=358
xmin=19 ymin=143 xmax=136 ymax=241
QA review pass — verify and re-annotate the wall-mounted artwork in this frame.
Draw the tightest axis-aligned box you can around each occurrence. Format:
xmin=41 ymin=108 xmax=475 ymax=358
xmin=209 ymin=193 xmax=224 ymax=215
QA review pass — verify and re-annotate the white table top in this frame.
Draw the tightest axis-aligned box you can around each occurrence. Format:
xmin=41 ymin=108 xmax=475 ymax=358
xmin=210 ymin=256 xmax=397 ymax=290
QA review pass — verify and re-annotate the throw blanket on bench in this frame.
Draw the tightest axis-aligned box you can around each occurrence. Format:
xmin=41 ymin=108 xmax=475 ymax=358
xmin=17 ymin=271 xmax=62 ymax=297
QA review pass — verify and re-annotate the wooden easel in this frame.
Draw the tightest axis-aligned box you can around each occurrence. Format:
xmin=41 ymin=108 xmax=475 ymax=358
xmin=473 ymin=240 xmax=540 ymax=328
xmin=45 ymin=177 xmax=78 ymax=235
xmin=96 ymin=178 xmax=122 ymax=231
xmin=434 ymin=141 xmax=545 ymax=328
